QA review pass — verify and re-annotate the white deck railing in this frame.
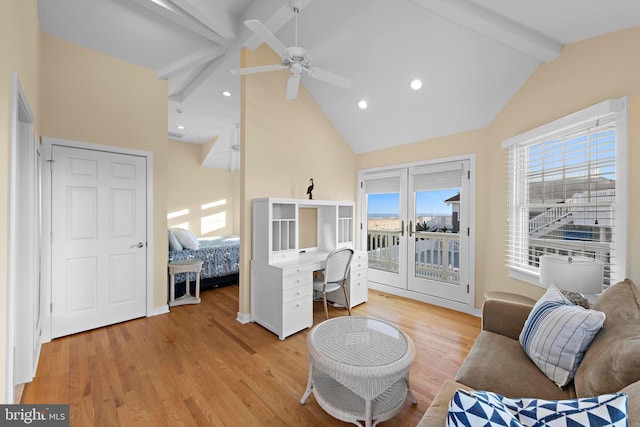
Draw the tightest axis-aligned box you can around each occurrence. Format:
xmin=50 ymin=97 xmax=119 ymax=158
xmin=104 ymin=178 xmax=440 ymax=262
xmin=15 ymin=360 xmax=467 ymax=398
xmin=367 ymin=230 xmax=460 ymax=284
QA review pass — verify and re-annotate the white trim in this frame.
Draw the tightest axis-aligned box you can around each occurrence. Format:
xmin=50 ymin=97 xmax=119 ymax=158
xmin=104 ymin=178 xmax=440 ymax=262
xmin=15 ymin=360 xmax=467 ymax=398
xmin=147 ymin=305 xmax=170 ymax=317
xmin=236 ymin=312 xmax=251 ymax=324
xmin=41 ymin=137 xmax=155 ymax=341
xmin=368 ymin=281 xmax=480 ymax=317
xmin=501 ymin=98 xmax=625 ymax=149
xmin=6 ymin=73 xmax=36 ymax=404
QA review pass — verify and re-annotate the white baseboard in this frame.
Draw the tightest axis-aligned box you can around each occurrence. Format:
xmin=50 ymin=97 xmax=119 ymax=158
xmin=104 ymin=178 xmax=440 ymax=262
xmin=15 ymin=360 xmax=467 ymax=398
xmin=236 ymin=312 xmax=251 ymax=324
xmin=147 ymin=304 xmax=170 ymax=317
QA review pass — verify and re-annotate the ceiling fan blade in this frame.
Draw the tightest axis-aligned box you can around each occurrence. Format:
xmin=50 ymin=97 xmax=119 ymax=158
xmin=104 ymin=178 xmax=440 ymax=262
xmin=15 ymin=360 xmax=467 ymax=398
xmin=244 ymin=19 xmax=288 ymax=58
xmin=308 ymin=30 xmax=354 ymax=63
xmin=307 ymin=67 xmax=352 ymax=89
xmin=286 ymin=74 xmax=301 ymax=100
xmin=230 ymin=64 xmax=285 ymax=76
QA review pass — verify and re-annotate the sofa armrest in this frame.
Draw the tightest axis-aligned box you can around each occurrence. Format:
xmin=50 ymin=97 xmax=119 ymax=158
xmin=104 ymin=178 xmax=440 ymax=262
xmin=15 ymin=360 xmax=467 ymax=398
xmin=481 ymin=298 xmax=533 ymax=340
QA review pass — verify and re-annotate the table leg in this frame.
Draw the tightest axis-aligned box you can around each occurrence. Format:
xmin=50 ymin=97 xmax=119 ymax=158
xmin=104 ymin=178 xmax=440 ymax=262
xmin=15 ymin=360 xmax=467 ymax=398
xmin=195 ymin=269 xmax=201 ymax=300
xmin=169 ymin=272 xmax=175 ymax=304
xmin=406 ymin=375 xmax=417 ymax=404
xmin=300 ymin=364 xmax=314 ymax=404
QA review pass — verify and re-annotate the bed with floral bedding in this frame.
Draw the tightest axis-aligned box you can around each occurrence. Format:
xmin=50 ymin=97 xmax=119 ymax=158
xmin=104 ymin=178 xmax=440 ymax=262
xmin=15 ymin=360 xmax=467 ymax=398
xmin=168 ymin=233 xmax=240 ymax=285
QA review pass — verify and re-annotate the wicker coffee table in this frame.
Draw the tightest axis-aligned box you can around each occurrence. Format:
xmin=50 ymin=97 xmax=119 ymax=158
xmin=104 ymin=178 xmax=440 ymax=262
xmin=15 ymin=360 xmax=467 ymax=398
xmin=300 ymin=316 xmax=416 ymax=427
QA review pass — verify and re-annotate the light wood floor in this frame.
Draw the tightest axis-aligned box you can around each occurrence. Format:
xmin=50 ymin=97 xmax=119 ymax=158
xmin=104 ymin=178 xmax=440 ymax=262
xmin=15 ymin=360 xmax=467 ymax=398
xmin=22 ymin=284 xmax=480 ymax=426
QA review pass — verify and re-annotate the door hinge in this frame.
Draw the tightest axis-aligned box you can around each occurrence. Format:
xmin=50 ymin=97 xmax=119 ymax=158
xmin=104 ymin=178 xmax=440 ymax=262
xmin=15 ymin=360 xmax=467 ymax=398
xmin=467 ymin=284 xmax=470 ymax=294
xmin=47 ymin=159 xmax=55 ymax=171
xmin=360 ymin=181 xmax=363 ymax=189
xmin=467 ymin=170 xmax=470 ymax=180
xmin=50 ymin=303 xmax=53 ymax=313
xmin=50 ymin=231 xmax=53 ymax=242
xmin=360 ymin=223 xmax=363 ymax=230
xmin=467 ymin=227 xmax=470 ymax=236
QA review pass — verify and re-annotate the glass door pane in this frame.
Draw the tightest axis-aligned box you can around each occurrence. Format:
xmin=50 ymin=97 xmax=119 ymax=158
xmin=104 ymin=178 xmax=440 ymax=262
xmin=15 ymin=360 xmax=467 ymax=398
xmin=362 ymin=170 xmax=407 ymax=289
xmin=408 ymin=161 xmax=470 ymax=304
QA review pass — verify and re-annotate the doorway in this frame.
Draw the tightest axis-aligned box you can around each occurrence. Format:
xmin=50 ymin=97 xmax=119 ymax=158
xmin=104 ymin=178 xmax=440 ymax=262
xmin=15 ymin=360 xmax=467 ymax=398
xmin=359 ymin=156 xmax=475 ymax=313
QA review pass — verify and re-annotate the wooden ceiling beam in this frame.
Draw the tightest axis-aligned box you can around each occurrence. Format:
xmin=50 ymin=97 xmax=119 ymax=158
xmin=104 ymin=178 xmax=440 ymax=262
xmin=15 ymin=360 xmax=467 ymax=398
xmin=167 ymin=0 xmax=236 ymax=40
xmin=126 ymin=0 xmax=230 ymax=46
xmin=157 ymin=46 xmax=226 ymax=80
xmin=409 ymin=0 xmax=561 ymax=62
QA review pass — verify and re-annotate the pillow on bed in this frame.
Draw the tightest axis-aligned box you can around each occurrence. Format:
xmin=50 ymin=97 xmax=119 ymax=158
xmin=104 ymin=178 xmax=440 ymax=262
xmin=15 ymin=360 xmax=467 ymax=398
xmin=172 ymin=228 xmax=200 ymax=250
xmin=168 ymin=229 xmax=183 ymax=252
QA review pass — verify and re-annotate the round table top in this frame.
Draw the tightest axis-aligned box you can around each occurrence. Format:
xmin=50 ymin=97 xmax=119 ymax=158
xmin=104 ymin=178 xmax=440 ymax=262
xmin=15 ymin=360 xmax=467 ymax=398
xmin=168 ymin=259 xmax=203 ymax=267
xmin=309 ymin=316 xmax=411 ymax=368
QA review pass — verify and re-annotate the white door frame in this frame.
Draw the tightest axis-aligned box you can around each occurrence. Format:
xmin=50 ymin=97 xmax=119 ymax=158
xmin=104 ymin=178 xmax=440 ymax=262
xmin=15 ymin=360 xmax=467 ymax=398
xmin=6 ymin=73 xmax=36 ymax=403
xmin=41 ymin=137 xmax=155 ymax=343
xmin=358 ymin=154 xmax=477 ymax=315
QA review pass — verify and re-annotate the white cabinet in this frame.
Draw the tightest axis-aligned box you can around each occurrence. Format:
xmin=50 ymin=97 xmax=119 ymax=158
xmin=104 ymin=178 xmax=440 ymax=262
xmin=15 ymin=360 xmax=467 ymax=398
xmin=251 ymin=261 xmax=314 ymax=340
xmin=251 ymin=198 xmax=367 ymax=339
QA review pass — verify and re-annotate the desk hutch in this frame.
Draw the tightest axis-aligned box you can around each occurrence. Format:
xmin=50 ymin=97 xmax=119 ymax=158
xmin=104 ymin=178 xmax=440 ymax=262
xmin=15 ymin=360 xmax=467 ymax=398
xmin=251 ymin=198 xmax=368 ymax=339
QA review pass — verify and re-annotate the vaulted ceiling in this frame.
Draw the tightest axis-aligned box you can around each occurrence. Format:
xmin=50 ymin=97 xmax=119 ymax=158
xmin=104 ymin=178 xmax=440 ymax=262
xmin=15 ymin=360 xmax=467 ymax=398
xmin=38 ymin=0 xmax=640 ymax=169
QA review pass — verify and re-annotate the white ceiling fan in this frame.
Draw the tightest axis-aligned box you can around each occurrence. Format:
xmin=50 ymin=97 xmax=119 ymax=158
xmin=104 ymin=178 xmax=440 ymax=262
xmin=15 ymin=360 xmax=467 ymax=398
xmin=231 ymin=1 xmax=353 ymax=100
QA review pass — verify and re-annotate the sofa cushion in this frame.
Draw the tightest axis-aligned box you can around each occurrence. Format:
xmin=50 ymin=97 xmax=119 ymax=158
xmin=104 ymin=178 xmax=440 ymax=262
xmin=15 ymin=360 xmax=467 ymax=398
xmin=455 ymin=331 xmax=573 ymax=400
xmin=418 ymin=380 xmax=474 ymax=427
xmin=519 ymin=285 xmax=605 ymax=387
xmin=446 ymin=389 xmax=523 ymax=427
xmin=489 ymin=391 xmax=628 ymax=426
xmin=574 ymin=279 xmax=640 ymax=397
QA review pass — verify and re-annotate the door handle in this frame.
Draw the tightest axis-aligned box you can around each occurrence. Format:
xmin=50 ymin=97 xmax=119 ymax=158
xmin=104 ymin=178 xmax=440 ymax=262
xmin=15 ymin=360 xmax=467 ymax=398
xmin=130 ymin=242 xmax=144 ymax=248
xmin=409 ymin=220 xmax=414 ymax=237
xmin=400 ymin=220 xmax=404 ymax=237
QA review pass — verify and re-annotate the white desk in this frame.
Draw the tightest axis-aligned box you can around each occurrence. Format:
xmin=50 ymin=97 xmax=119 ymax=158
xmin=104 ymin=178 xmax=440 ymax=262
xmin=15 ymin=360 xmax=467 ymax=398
xmin=251 ymin=251 xmax=329 ymax=340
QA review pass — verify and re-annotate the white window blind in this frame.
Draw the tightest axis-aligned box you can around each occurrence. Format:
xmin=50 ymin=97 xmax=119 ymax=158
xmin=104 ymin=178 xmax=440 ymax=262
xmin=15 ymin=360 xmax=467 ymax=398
xmin=502 ymin=98 xmax=627 ymax=288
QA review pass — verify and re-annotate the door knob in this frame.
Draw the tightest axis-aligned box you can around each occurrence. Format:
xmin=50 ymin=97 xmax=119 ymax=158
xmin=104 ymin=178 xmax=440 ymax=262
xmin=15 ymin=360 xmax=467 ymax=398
xmin=130 ymin=242 xmax=144 ymax=248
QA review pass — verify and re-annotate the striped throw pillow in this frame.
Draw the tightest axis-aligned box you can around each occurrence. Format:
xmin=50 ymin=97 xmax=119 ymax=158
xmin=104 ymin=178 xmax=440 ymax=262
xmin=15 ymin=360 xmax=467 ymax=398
xmin=519 ymin=285 xmax=605 ymax=387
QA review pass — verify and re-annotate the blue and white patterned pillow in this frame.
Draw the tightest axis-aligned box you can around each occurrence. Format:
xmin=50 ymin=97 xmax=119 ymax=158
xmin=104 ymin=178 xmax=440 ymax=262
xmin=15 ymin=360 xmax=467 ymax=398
xmin=447 ymin=389 xmax=523 ymax=427
xmin=474 ymin=391 xmax=628 ymax=427
xmin=519 ymin=284 xmax=605 ymax=387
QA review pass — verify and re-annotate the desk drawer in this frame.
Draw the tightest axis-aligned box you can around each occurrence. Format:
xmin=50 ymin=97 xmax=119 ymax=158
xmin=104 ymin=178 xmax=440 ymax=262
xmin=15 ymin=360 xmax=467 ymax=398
xmin=282 ymin=270 xmax=312 ymax=289
xmin=283 ymin=295 xmax=312 ymax=337
xmin=283 ymin=283 xmax=312 ymax=303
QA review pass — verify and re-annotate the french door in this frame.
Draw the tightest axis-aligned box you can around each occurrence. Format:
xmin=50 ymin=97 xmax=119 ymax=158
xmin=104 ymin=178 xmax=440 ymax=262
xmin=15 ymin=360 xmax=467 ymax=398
xmin=361 ymin=159 xmax=473 ymax=308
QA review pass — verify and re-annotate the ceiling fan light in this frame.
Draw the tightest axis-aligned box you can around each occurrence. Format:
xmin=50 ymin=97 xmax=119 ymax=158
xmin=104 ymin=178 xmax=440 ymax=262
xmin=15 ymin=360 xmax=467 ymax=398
xmin=221 ymin=90 xmax=231 ymax=97
xmin=358 ymin=100 xmax=368 ymax=110
xmin=410 ymin=79 xmax=423 ymax=90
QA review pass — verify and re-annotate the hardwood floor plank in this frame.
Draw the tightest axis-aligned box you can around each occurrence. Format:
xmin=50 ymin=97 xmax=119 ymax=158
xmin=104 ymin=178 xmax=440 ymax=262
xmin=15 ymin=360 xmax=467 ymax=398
xmin=22 ymin=284 xmax=480 ymax=426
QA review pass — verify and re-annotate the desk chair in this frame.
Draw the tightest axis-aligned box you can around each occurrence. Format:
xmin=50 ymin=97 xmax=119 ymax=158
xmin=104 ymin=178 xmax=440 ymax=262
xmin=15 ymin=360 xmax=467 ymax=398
xmin=313 ymin=248 xmax=354 ymax=319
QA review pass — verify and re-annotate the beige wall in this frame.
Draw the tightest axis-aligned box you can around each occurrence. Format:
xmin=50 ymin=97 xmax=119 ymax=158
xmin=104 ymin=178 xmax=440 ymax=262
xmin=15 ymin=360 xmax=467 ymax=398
xmin=40 ymin=33 xmax=169 ymax=308
xmin=358 ymin=25 xmax=640 ymax=308
xmin=0 ymin=0 xmax=41 ymax=404
xmin=167 ymin=139 xmax=238 ymax=236
xmin=239 ymin=45 xmax=358 ymax=315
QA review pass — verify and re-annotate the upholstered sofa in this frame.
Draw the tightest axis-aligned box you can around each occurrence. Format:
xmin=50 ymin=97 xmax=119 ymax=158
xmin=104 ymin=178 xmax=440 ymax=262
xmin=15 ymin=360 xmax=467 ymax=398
xmin=418 ymin=279 xmax=640 ymax=425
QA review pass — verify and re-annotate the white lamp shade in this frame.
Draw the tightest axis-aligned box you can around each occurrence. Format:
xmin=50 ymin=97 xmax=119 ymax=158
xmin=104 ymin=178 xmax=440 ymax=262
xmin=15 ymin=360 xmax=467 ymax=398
xmin=539 ymin=254 xmax=604 ymax=294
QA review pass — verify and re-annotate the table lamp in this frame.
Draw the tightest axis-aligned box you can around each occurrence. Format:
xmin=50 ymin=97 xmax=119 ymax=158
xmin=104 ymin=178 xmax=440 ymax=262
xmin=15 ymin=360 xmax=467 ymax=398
xmin=539 ymin=254 xmax=604 ymax=308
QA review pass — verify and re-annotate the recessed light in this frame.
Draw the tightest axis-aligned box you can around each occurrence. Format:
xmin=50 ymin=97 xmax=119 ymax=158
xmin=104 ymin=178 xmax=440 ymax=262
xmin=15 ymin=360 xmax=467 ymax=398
xmin=177 ymin=125 xmax=185 ymax=130
xmin=410 ymin=79 xmax=423 ymax=90
xmin=222 ymin=90 xmax=231 ymax=97
xmin=358 ymin=100 xmax=368 ymax=110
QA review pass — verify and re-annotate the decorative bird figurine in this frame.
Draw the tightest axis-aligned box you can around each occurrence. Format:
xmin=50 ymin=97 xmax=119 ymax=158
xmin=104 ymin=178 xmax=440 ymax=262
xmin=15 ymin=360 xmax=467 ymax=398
xmin=306 ymin=179 xmax=314 ymax=200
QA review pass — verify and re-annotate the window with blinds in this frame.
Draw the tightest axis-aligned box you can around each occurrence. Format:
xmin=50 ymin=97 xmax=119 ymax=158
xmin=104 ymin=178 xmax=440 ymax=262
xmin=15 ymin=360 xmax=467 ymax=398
xmin=502 ymin=98 xmax=628 ymax=288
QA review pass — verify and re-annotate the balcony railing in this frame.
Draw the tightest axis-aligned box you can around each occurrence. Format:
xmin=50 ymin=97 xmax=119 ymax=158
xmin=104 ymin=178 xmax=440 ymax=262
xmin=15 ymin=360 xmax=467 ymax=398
xmin=367 ymin=230 xmax=460 ymax=285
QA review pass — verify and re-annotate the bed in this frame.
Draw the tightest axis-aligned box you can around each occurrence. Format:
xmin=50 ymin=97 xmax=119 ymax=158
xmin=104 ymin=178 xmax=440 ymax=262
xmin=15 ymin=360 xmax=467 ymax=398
xmin=169 ymin=235 xmax=240 ymax=290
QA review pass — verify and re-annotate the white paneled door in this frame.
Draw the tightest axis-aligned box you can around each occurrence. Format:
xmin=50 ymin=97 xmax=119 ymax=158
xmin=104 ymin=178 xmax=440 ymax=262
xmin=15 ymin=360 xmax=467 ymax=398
xmin=51 ymin=145 xmax=147 ymax=338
